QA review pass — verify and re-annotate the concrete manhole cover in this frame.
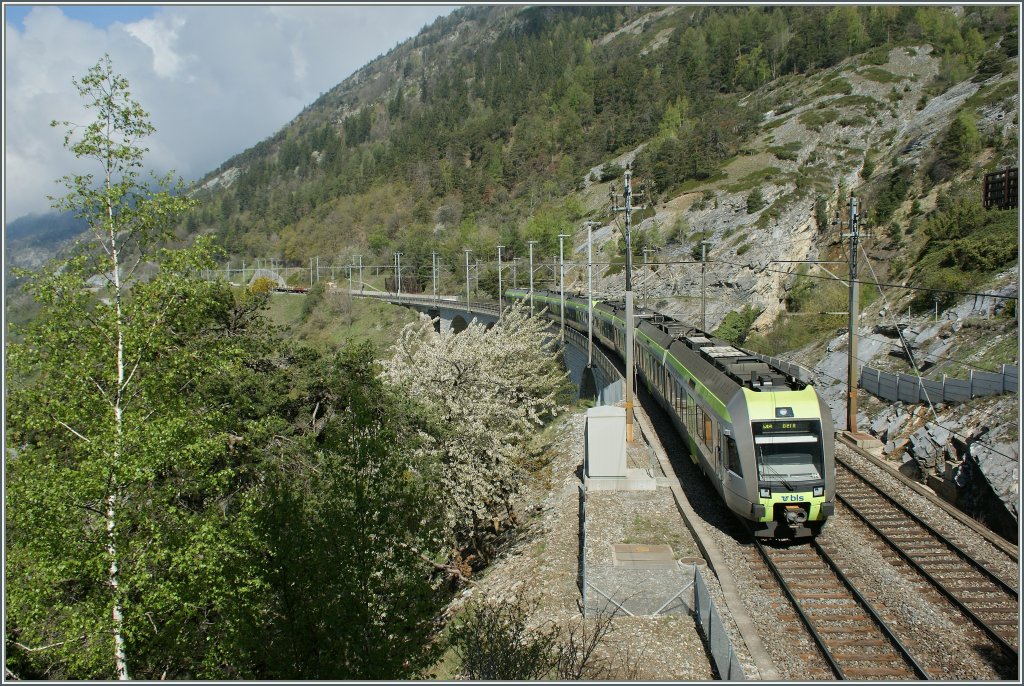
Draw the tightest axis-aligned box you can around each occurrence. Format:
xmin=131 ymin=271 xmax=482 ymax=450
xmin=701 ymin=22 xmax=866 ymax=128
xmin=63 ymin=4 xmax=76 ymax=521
xmin=612 ymin=543 xmax=677 ymax=568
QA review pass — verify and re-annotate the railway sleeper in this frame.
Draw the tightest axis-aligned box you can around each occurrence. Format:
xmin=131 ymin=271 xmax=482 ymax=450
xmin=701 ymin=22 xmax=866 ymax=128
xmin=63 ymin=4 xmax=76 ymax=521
xmin=806 ymin=614 xmax=872 ymax=626
xmin=830 ymin=652 xmax=904 ymax=662
xmin=823 ymin=638 xmax=889 ymax=647
xmin=842 ymin=667 xmax=915 ymax=678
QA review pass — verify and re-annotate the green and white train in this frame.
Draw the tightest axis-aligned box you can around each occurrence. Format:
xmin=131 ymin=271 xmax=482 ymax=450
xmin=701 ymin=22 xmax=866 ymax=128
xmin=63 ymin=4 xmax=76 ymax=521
xmin=507 ymin=288 xmax=836 ymax=538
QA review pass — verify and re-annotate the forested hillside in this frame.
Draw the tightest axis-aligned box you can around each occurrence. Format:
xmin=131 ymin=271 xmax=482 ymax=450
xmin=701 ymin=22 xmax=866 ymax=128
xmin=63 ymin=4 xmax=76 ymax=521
xmin=186 ymin=5 xmax=1017 ymax=296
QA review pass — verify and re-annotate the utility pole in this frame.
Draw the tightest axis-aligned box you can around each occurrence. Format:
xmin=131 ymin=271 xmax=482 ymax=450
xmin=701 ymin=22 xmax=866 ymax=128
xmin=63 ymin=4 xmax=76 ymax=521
xmin=316 ymin=256 xmax=319 ymax=284
xmin=610 ymin=166 xmax=643 ymax=443
xmin=431 ymin=251 xmax=438 ymax=305
xmin=347 ymin=264 xmax=352 ymax=293
xmin=558 ymin=233 xmax=569 ymax=341
xmin=586 ymin=221 xmax=598 ymax=366
xmin=464 ymin=248 xmax=472 ymax=313
xmin=701 ymin=240 xmax=712 ymax=330
xmin=357 ymin=255 xmax=363 ymax=293
xmin=844 ymin=193 xmax=861 ymax=434
xmin=310 ymin=257 xmax=314 ymax=288
xmin=395 ymin=252 xmax=403 ymax=303
xmin=528 ymin=240 xmax=538 ymax=310
xmin=497 ymin=244 xmax=505 ymax=319
xmin=642 ymin=247 xmax=656 ymax=309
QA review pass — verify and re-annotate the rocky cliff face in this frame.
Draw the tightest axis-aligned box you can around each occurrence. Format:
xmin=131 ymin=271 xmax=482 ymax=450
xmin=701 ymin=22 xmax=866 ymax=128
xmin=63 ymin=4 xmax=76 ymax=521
xmin=574 ymin=45 xmax=1019 ymax=538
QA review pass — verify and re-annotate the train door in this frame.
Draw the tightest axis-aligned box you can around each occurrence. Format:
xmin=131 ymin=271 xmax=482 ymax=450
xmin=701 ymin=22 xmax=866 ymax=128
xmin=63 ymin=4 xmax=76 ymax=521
xmin=709 ymin=414 xmax=721 ymax=481
xmin=723 ymin=428 xmax=744 ymax=498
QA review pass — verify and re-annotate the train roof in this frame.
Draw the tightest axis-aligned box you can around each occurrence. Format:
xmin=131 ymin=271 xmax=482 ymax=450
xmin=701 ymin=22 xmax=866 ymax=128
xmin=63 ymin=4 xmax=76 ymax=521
xmin=509 ymin=289 xmax=809 ymax=396
xmin=598 ymin=299 xmax=807 ymax=395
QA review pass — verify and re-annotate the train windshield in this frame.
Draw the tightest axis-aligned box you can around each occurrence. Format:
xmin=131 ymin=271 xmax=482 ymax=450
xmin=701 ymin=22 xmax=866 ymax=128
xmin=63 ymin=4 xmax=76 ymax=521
xmin=752 ymin=421 xmax=824 ymax=483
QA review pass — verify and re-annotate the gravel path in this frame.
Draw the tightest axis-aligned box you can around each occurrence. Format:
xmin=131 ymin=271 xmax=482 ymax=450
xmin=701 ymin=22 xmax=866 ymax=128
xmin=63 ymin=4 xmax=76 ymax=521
xmin=455 ymin=408 xmax=716 ymax=680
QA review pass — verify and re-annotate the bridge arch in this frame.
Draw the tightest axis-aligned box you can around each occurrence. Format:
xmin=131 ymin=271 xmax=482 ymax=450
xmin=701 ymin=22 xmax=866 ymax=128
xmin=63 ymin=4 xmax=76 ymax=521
xmin=249 ymin=268 xmax=287 ymax=289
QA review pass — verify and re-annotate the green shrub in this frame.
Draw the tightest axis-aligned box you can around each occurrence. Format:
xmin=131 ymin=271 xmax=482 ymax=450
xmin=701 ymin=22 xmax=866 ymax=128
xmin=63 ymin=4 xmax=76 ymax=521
xmin=768 ymin=142 xmax=802 ymax=161
xmin=746 ymin=188 xmax=766 ymax=214
xmin=858 ymin=67 xmax=901 ymax=83
xmin=712 ymin=305 xmax=762 ymax=344
xmin=812 ymin=78 xmax=854 ymax=98
xmin=798 ymin=109 xmax=840 ymax=131
xmin=598 ymin=162 xmax=624 ymax=183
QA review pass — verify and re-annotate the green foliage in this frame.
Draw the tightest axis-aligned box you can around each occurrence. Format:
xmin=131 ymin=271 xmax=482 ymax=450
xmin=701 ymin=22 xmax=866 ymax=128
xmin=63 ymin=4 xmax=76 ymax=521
xmin=249 ymin=276 xmax=277 ymax=294
xmin=768 ymin=142 xmax=802 ymax=161
xmin=830 ymin=94 xmax=879 ymax=110
xmin=812 ymin=77 xmax=854 ymax=98
xmin=712 ymin=305 xmax=762 ymax=344
xmin=256 ymin=343 xmax=445 ymax=679
xmin=746 ymin=188 xmax=766 ymax=214
xmin=860 ymin=155 xmax=876 ymax=180
xmin=449 ymin=591 xmax=559 ymax=680
xmin=299 ymin=280 xmax=327 ymax=320
xmin=860 ymin=46 xmax=890 ymax=66
xmin=798 ymin=108 xmax=840 ymax=131
xmin=667 ymin=213 xmax=690 ymax=243
xmin=928 ymin=111 xmax=983 ymax=182
xmin=597 ymin=162 xmax=624 ymax=183
xmin=871 ymin=164 xmax=914 ymax=224
xmin=911 ymin=196 xmax=1018 ymax=310
xmin=857 ymin=66 xmax=901 ymax=83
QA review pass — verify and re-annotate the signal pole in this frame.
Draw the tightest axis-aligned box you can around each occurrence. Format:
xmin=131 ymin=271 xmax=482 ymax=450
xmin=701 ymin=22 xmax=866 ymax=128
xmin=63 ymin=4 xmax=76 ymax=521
xmin=464 ymin=248 xmax=472 ymax=313
xmin=610 ymin=165 xmax=643 ymax=443
xmin=585 ymin=220 xmax=598 ymax=366
xmin=497 ymin=244 xmax=505 ymax=319
xmin=395 ymin=252 xmax=403 ymax=303
xmin=701 ymin=240 xmax=712 ymax=330
xmin=431 ymin=251 xmax=438 ymax=305
xmin=558 ymin=233 xmax=569 ymax=341
xmin=528 ymin=240 xmax=538 ymax=310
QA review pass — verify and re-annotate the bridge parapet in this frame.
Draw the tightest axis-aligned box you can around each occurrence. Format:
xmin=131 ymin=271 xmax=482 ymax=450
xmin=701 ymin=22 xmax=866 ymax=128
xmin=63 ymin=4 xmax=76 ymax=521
xmin=352 ymin=291 xmax=499 ymax=332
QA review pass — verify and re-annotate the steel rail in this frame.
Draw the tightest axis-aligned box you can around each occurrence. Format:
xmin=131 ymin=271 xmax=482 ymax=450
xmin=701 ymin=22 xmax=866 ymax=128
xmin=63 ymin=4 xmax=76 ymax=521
xmin=836 ymin=462 xmax=1018 ymax=659
xmin=812 ymin=540 xmax=931 ymax=680
xmin=836 ymin=458 xmax=1018 ymax=596
xmin=755 ymin=538 xmax=931 ymax=680
xmin=753 ymin=540 xmax=847 ymax=680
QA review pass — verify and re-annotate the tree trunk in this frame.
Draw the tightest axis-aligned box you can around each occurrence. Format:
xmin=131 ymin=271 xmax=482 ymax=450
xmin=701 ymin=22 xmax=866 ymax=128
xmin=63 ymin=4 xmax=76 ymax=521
xmin=107 ymin=490 xmax=129 ymax=680
xmin=108 ymin=178 xmax=130 ymax=681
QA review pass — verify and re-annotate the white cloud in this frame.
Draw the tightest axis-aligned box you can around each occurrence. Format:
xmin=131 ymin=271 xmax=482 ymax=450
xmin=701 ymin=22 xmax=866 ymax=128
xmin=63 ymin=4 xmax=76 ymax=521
xmin=4 ymin=5 xmax=456 ymax=221
xmin=124 ymin=14 xmax=188 ymax=79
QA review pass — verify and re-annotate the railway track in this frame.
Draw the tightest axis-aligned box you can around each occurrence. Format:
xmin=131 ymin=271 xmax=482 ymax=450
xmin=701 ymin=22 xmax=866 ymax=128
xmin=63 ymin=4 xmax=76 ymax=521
xmin=835 ymin=457 xmax=1020 ymax=660
xmin=755 ymin=538 xmax=930 ymax=680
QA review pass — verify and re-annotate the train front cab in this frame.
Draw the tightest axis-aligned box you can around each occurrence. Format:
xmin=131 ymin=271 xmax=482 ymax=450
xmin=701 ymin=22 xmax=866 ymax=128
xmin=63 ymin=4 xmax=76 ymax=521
xmin=727 ymin=386 xmax=836 ymax=538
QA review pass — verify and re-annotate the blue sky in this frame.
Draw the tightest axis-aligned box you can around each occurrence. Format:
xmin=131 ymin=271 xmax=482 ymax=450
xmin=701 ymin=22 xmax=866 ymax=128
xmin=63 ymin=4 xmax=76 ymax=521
xmin=4 ymin=4 xmax=458 ymax=220
xmin=5 ymin=4 xmax=158 ymax=30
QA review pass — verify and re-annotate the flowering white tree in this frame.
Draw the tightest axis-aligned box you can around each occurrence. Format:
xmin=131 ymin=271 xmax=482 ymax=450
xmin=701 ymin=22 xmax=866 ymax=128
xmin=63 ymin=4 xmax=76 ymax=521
xmin=381 ymin=300 xmax=569 ymax=563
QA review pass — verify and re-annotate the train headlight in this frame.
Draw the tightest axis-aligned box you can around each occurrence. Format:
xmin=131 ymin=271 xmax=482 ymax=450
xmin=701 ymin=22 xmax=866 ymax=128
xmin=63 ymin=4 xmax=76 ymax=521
xmin=759 ymin=487 xmax=771 ymax=499
xmin=813 ymin=486 xmax=824 ymax=497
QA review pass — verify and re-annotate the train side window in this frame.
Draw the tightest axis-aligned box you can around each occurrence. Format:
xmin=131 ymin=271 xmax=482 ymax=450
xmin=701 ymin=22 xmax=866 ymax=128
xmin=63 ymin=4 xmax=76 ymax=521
xmin=726 ymin=437 xmax=742 ymax=476
xmin=704 ymin=414 xmax=714 ymax=448
xmin=695 ymin=407 xmax=705 ymax=442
